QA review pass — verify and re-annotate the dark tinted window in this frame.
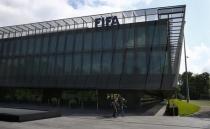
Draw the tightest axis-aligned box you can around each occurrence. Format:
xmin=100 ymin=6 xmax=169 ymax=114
xmin=125 ymin=51 xmax=134 ymax=74
xmin=84 ymin=32 xmax=92 ymax=51
xmin=102 ymin=52 xmax=112 ymax=74
xmin=82 ymin=53 xmax=91 ymax=74
xmin=93 ymin=31 xmax=102 ymax=50
xmin=49 ymin=34 xmax=57 ymax=53
xmin=112 ymin=52 xmax=123 ymax=74
xmin=66 ymin=33 xmax=74 ymax=52
xmin=42 ymin=35 xmax=49 ymax=54
xmin=57 ymin=33 xmax=66 ymax=53
xmin=64 ymin=54 xmax=72 ymax=75
xmin=75 ymin=33 xmax=83 ymax=52
xmin=103 ymin=30 xmax=112 ymax=50
xmin=92 ymin=52 xmax=101 ymax=74
xmin=73 ymin=54 xmax=81 ymax=75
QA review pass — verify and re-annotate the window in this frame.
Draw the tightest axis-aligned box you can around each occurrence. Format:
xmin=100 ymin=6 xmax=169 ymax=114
xmin=135 ymin=26 xmax=145 ymax=47
xmin=125 ymin=28 xmax=134 ymax=48
xmin=112 ymin=52 xmax=123 ymax=74
xmin=35 ymin=36 xmax=42 ymax=54
xmin=56 ymin=55 xmax=64 ymax=76
xmin=136 ymin=52 xmax=146 ymax=74
xmin=42 ymin=35 xmax=49 ymax=54
xmin=40 ymin=56 xmax=48 ymax=76
xmin=73 ymin=54 xmax=81 ymax=75
xmin=149 ymin=52 xmax=166 ymax=74
xmin=33 ymin=57 xmax=40 ymax=76
xmin=115 ymin=29 xmax=123 ymax=49
xmin=8 ymin=40 xmax=14 ymax=56
xmin=49 ymin=34 xmax=57 ymax=53
xmin=48 ymin=56 xmax=55 ymax=75
xmin=92 ymin=53 xmax=101 ymax=74
xmin=102 ymin=30 xmax=112 ymax=50
xmin=75 ymin=32 xmax=83 ymax=52
xmin=84 ymin=32 xmax=92 ymax=51
xmin=125 ymin=51 xmax=135 ymax=74
xmin=66 ymin=33 xmax=74 ymax=52
xmin=64 ymin=55 xmax=72 ymax=75
xmin=57 ymin=33 xmax=66 ymax=53
xmin=93 ymin=31 xmax=102 ymax=50
xmin=21 ymin=38 xmax=28 ymax=55
xmin=102 ymin=52 xmax=112 ymax=74
xmin=28 ymin=37 xmax=34 ymax=54
xmin=82 ymin=53 xmax=91 ymax=74
xmin=147 ymin=23 xmax=155 ymax=47
xmin=15 ymin=39 xmax=21 ymax=55
xmin=3 ymin=40 xmax=9 ymax=57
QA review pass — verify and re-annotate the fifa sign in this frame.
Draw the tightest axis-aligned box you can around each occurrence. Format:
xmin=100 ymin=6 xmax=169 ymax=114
xmin=95 ymin=16 xmax=120 ymax=28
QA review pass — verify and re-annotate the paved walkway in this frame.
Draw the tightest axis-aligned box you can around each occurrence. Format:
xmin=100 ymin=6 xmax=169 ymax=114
xmin=0 ymin=115 xmax=209 ymax=129
xmin=191 ymin=106 xmax=210 ymax=119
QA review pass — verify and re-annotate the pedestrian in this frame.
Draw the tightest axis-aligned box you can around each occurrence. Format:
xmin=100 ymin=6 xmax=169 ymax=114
xmin=111 ymin=97 xmax=118 ymax=118
xmin=118 ymin=95 xmax=126 ymax=116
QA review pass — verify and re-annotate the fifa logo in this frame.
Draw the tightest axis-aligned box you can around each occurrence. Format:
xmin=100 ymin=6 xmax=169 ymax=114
xmin=95 ymin=16 xmax=120 ymax=28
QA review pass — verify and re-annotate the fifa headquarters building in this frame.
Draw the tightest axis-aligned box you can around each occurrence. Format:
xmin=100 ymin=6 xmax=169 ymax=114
xmin=0 ymin=5 xmax=185 ymax=108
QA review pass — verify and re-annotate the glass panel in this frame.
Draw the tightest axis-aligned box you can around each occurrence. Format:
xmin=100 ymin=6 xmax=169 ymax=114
xmin=73 ymin=54 xmax=81 ymax=75
xmin=0 ymin=59 xmax=7 ymax=77
xmin=66 ymin=33 xmax=74 ymax=52
xmin=9 ymin=40 xmax=14 ymax=56
xmin=149 ymin=52 xmax=166 ymax=74
xmin=135 ymin=26 xmax=145 ymax=47
xmin=40 ymin=56 xmax=48 ymax=76
xmin=35 ymin=36 xmax=42 ymax=54
xmin=92 ymin=52 xmax=101 ymax=74
xmin=115 ymin=29 xmax=123 ymax=49
xmin=125 ymin=28 xmax=134 ymax=48
xmin=64 ymin=54 xmax=72 ymax=75
xmin=15 ymin=39 xmax=21 ymax=55
xmin=33 ymin=57 xmax=40 ymax=76
xmin=42 ymin=35 xmax=49 ymax=54
xmin=75 ymin=32 xmax=83 ymax=52
xmin=56 ymin=55 xmax=64 ymax=76
xmin=49 ymin=34 xmax=57 ymax=53
xmin=82 ymin=53 xmax=91 ymax=74
xmin=112 ymin=52 xmax=123 ymax=74
xmin=19 ymin=58 xmax=25 ymax=76
xmin=159 ymin=24 xmax=167 ymax=45
xmin=84 ymin=31 xmax=92 ymax=51
xmin=3 ymin=40 xmax=9 ymax=57
xmin=103 ymin=30 xmax=112 ymax=50
xmin=147 ymin=23 xmax=155 ymax=46
xmin=136 ymin=52 xmax=146 ymax=74
xmin=21 ymin=38 xmax=28 ymax=55
xmin=28 ymin=37 xmax=34 ymax=54
xmin=93 ymin=31 xmax=102 ymax=50
xmin=102 ymin=52 xmax=112 ymax=74
xmin=48 ymin=56 xmax=55 ymax=75
xmin=125 ymin=51 xmax=134 ymax=74
xmin=57 ymin=33 xmax=66 ymax=53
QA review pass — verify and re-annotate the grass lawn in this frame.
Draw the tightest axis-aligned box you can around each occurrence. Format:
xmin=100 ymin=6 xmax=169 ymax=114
xmin=169 ymin=99 xmax=200 ymax=116
xmin=189 ymin=100 xmax=210 ymax=106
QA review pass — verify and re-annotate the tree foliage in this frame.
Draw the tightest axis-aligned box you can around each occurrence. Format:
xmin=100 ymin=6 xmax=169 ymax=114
xmin=178 ymin=72 xmax=210 ymax=99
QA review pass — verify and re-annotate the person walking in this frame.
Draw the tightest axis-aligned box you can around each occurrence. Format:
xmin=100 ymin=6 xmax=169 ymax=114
xmin=111 ymin=97 xmax=118 ymax=118
xmin=118 ymin=95 xmax=126 ymax=116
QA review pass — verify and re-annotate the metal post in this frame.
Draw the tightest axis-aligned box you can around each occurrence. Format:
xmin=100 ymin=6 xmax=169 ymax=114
xmin=184 ymin=35 xmax=190 ymax=102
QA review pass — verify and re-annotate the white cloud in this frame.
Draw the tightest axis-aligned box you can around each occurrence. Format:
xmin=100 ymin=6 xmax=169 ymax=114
xmin=179 ymin=43 xmax=210 ymax=74
xmin=0 ymin=0 xmax=153 ymax=26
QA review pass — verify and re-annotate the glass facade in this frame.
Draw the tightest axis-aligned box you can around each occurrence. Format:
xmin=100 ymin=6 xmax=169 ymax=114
xmin=0 ymin=20 xmax=171 ymax=90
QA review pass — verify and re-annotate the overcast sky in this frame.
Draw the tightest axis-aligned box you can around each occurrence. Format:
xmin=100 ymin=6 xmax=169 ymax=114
xmin=0 ymin=0 xmax=209 ymax=74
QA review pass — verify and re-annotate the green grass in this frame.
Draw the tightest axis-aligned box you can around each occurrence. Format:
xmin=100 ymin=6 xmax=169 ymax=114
xmin=169 ymin=99 xmax=200 ymax=116
xmin=189 ymin=100 xmax=210 ymax=106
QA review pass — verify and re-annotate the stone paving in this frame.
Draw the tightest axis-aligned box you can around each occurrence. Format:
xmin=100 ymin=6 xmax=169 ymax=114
xmin=0 ymin=115 xmax=209 ymax=129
